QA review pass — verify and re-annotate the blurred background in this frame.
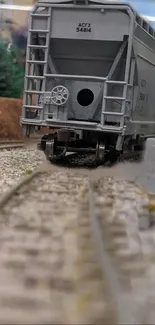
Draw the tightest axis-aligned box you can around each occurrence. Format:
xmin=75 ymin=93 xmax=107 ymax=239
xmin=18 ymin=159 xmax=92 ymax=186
xmin=0 ymin=0 xmax=36 ymax=98
xmin=0 ymin=0 xmax=154 ymax=99
xmin=0 ymin=1 xmax=37 ymax=62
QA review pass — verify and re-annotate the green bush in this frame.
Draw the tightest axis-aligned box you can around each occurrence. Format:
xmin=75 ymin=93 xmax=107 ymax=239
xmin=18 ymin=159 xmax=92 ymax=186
xmin=0 ymin=40 xmax=24 ymax=98
xmin=0 ymin=42 xmax=13 ymax=97
xmin=8 ymin=44 xmax=24 ymax=98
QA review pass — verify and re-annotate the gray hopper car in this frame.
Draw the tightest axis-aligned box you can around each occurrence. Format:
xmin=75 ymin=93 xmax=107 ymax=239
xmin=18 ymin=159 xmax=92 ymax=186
xmin=21 ymin=0 xmax=155 ymax=164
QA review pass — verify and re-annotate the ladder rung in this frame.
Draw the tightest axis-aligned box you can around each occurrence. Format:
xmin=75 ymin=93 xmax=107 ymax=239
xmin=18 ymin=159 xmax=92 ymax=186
xmin=100 ymin=125 xmax=123 ymax=132
xmin=104 ymin=96 xmax=126 ymax=101
xmin=102 ymin=112 xmax=124 ymax=116
xmin=28 ymin=45 xmax=48 ymax=49
xmin=45 ymin=112 xmax=57 ymax=115
xmin=25 ymin=75 xmax=45 ymax=79
xmin=27 ymin=60 xmax=46 ymax=64
xmin=23 ymin=105 xmax=42 ymax=109
xmin=29 ymin=29 xmax=49 ymax=33
xmin=106 ymin=80 xmax=127 ymax=85
xmin=30 ymin=13 xmax=50 ymax=17
xmin=25 ymin=90 xmax=44 ymax=94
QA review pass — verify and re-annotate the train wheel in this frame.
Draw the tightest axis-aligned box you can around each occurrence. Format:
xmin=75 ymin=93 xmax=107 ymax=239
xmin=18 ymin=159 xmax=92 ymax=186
xmin=96 ymin=142 xmax=105 ymax=165
xmin=40 ymin=135 xmax=48 ymax=151
xmin=45 ymin=138 xmax=55 ymax=161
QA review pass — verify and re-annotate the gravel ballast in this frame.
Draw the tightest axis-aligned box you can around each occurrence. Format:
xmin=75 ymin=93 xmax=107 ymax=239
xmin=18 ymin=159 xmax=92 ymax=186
xmin=0 ymin=148 xmax=45 ymax=193
xmin=0 ymin=147 xmax=155 ymax=322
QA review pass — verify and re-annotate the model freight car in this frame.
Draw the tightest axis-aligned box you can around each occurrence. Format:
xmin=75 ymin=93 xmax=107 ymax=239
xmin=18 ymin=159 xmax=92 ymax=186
xmin=21 ymin=0 xmax=155 ymax=163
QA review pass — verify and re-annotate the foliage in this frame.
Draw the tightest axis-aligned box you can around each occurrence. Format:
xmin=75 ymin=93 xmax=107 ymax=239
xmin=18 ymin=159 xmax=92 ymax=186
xmin=25 ymin=169 xmax=32 ymax=175
xmin=0 ymin=39 xmax=24 ymax=98
xmin=8 ymin=44 xmax=25 ymax=98
xmin=0 ymin=41 xmax=12 ymax=97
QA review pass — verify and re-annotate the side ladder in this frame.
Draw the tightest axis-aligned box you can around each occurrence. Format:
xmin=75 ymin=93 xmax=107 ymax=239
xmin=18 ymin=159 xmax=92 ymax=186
xmin=101 ymin=80 xmax=132 ymax=150
xmin=23 ymin=6 xmax=52 ymax=123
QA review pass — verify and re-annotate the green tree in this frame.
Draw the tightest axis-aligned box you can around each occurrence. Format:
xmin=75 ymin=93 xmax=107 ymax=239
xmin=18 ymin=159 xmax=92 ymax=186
xmin=0 ymin=41 xmax=12 ymax=97
xmin=0 ymin=39 xmax=25 ymax=98
xmin=8 ymin=44 xmax=24 ymax=98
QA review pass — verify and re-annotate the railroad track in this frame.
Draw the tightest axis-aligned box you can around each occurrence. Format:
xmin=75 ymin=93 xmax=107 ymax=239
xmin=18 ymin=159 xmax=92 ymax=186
xmin=0 ymin=140 xmax=24 ymax=150
xmin=49 ymin=149 xmax=143 ymax=170
xmin=0 ymin=161 xmax=151 ymax=324
xmin=77 ymin=178 xmax=144 ymax=325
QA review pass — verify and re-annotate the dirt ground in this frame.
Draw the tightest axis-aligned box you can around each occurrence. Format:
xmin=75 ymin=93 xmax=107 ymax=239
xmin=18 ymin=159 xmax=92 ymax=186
xmin=0 ymin=97 xmax=56 ymax=140
xmin=0 ymin=98 xmax=23 ymax=140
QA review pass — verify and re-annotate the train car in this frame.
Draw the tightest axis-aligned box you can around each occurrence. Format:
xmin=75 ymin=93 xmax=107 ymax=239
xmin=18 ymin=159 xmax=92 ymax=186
xmin=21 ymin=0 xmax=155 ymax=163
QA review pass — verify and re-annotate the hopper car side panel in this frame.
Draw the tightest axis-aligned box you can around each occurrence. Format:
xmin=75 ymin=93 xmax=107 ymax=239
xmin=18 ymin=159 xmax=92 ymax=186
xmin=21 ymin=0 xmax=155 ymax=163
xmin=130 ymin=29 xmax=155 ymax=136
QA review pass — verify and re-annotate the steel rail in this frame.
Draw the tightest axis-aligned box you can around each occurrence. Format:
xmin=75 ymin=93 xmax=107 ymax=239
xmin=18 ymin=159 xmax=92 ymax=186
xmin=0 ymin=140 xmax=23 ymax=144
xmin=89 ymin=180 xmax=139 ymax=325
xmin=0 ymin=140 xmax=24 ymax=150
xmin=0 ymin=170 xmax=40 ymax=210
xmin=0 ymin=162 xmax=64 ymax=211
